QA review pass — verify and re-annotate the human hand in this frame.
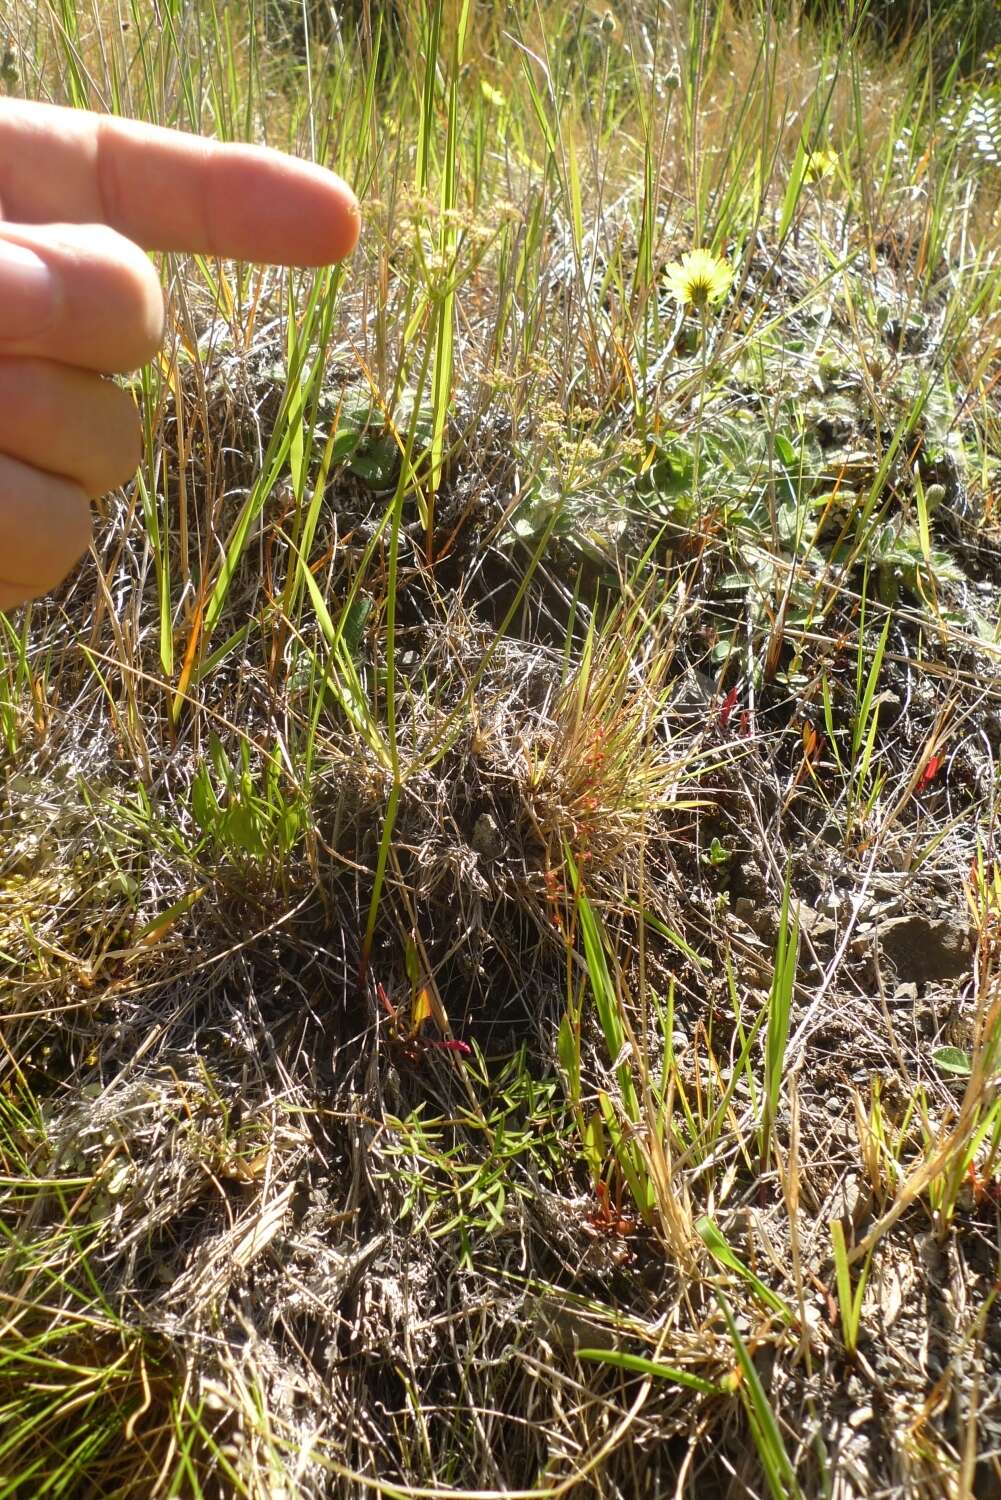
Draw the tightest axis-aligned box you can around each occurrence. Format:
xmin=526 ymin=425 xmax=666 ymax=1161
xmin=0 ymin=99 xmax=360 ymax=611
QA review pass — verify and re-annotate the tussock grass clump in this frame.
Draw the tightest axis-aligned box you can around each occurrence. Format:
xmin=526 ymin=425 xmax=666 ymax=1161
xmin=2 ymin=1 xmax=1001 ymax=1495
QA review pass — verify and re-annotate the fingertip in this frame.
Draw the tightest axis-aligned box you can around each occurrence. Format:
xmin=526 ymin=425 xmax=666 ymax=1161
xmin=0 ymin=358 xmax=142 ymax=498
xmin=281 ymin=158 xmax=361 ymax=264
xmin=37 ymin=473 xmax=92 ymax=591
xmin=119 ymin=235 xmax=165 ymax=362
xmin=63 ymin=223 xmax=165 ymax=368
xmin=0 ymin=453 xmax=92 ymax=603
xmin=84 ymin=381 xmax=143 ymax=497
xmin=326 ymin=175 xmax=362 ymax=262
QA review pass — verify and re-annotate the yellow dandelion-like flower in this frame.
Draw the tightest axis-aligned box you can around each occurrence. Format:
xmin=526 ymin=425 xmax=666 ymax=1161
xmin=804 ymin=146 xmax=839 ymax=183
xmin=664 ymin=249 xmax=734 ymax=309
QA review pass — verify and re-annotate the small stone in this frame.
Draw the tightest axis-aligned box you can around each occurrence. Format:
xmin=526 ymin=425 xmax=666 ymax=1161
xmin=913 ymin=1003 xmax=936 ymax=1036
xmin=471 ymin=812 xmax=503 ymax=861
xmin=877 ymin=913 xmax=972 ymax=985
xmin=798 ymin=904 xmax=837 ymax=949
xmin=836 ymin=1172 xmax=870 ymax=1227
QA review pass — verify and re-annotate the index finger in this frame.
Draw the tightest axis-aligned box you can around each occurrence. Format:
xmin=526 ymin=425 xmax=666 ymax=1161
xmin=0 ymin=99 xmax=360 ymax=266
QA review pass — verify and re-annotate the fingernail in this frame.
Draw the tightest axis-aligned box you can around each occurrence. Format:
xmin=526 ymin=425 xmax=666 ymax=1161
xmin=0 ymin=239 xmax=56 ymax=340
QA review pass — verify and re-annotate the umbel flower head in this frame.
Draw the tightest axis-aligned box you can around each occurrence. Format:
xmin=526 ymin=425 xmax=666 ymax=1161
xmin=664 ymin=248 xmax=733 ymax=309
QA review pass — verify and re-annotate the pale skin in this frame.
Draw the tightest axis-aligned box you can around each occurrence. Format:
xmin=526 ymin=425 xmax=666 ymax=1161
xmin=0 ymin=98 xmax=361 ymax=612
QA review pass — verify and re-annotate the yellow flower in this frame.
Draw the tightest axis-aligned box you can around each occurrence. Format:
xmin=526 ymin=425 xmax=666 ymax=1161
xmin=804 ymin=146 xmax=839 ymax=182
xmin=664 ymin=249 xmax=734 ymax=309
